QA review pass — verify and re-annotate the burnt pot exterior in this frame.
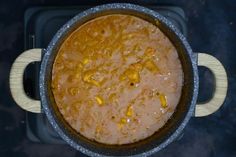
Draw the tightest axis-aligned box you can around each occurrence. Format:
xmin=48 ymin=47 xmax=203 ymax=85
xmin=39 ymin=3 xmax=198 ymax=157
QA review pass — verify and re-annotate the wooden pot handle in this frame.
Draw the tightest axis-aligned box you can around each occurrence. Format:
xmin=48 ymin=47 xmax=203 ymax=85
xmin=10 ymin=49 xmax=42 ymax=113
xmin=195 ymin=53 xmax=228 ymax=117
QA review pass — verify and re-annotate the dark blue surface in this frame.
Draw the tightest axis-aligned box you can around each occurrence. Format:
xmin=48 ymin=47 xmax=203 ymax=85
xmin=0 ymin=0 xmax=235 ymax=157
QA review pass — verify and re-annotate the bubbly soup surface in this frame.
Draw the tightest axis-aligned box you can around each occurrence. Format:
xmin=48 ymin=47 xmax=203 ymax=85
xmin=52 ymin=14 xmax=183 ymax=144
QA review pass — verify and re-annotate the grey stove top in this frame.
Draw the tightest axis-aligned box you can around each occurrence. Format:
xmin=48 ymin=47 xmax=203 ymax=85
xmin=0 ymin=1 xmax=235 ymax=157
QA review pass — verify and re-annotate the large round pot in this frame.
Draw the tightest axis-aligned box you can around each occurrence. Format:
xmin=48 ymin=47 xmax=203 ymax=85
xmin=9 ymin=3 xmax=228 ymax=157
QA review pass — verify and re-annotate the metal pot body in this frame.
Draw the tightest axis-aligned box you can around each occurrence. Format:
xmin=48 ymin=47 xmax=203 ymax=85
xmin=39 ymin=3 xmax=198 ymax=157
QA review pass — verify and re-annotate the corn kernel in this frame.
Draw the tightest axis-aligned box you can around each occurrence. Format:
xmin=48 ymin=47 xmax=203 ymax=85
xmin=126 ymin=105 xmax=133 ymax=117
xmin=88 ymin=100 xmax=93 ymax=107
xmin=145 ymin=47 xmax=155 ymax=57
xmin=125 ymin=69 xmax=140 ymax=83
xmin=109 ymin=93 xmax=116 ymax=102
xmin=90 ymin=79 xmax=101 ymax=87
xmin=132 ymin=62 xmax=143 ymax=71
xmin=144 ymin=59 xmax=159 ymax=73
xmin=119 ymin=74 xmax=126 ymax=81
xmin=75 ymin=63 xmax=83 ymax=78
xmin=95 ymin=125 xmax=101 ymax=134
xmin=120 ymin=118 xmax=127 ymax=124
xmin=82 ymin=57 xmax=90 ymax=65
xmin=159 ymin=94 xmax=167 ymax=108
xmin=78 ymin=62 xmax=84 ymax=69
xmin=83 ymin=70 xmax=94 ymax=82
xmin=83 ymin=70 xmax=101 ymax=87
xmin=95 ymin=96 xmax=104 ymax=105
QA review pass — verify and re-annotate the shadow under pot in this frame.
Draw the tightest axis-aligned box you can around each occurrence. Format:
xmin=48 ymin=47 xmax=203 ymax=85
xmin=9 ymin=3 xmax=228 ymax=157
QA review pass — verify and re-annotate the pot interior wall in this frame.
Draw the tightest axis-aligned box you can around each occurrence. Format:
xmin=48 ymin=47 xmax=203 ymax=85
xmin=41 ymin=7 xmax=195 ymax=156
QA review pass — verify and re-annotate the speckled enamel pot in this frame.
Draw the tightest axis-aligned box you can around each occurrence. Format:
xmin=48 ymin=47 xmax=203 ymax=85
xmin=39 ymin=3 xmax=198 ymax=157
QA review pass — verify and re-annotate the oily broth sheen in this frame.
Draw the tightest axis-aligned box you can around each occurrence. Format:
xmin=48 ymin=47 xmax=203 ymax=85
xmin=52 ymin=14 xmax=183 ymax=145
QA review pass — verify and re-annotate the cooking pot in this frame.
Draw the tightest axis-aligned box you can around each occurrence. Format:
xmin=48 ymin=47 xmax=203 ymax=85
xmin=9 ymin=3 xmax=228 ymax=157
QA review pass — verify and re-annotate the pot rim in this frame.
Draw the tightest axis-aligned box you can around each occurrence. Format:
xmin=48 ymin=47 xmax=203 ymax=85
xmin=39 ymin=3 xmax=198 ymax=157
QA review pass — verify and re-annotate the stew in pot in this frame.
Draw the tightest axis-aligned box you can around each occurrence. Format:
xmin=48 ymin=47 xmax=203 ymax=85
xmin=52 ymin=14 xmax=183 ymax=145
